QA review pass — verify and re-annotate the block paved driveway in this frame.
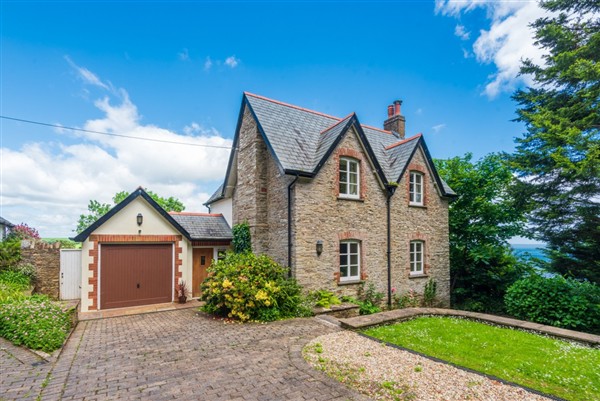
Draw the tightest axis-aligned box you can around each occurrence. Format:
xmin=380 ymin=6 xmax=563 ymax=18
xmin=2 ymin=309 xmax=369 ymax=401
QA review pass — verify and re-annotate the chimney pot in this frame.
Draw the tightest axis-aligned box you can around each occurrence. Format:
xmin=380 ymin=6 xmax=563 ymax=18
xmin=384 ymin=99 xmax=406 ymax=139
xmin=393 ymin=100 xmax=402 ymax=116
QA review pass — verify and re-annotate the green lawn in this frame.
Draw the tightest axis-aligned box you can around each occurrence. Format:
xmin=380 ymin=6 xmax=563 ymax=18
xmin=362 ymin=317 xmax=600 ymax=401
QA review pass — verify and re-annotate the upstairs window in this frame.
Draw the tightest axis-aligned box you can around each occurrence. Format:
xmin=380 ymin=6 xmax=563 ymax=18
xmin=409 ymin=171 xmax=424 ymax=206
xmin=340 ymin=240 xmax=360 ymax=282
xmin=410 ymin=240 xmax=424 ymax=275
xmin=339 ymin=158 xmax=360 ymax=198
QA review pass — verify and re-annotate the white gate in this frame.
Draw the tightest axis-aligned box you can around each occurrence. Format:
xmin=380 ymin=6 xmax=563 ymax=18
xmin=60 ymin=249 xmax=81 ymax=300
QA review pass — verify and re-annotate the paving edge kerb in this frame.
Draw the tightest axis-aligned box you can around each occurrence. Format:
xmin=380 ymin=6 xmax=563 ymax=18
xmin=338 ymin=307 xmax=600 ymax=346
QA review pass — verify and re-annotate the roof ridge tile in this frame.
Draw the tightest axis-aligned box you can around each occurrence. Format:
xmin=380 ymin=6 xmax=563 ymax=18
xmin=244 ymin=92 xmax=341 ymax=121
xmin=384 ymin=133 xmax=422 ymax=150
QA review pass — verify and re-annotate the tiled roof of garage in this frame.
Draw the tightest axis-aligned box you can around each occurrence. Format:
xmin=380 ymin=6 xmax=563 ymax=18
xmin=169 ymin=213 xmax=232 ymax=240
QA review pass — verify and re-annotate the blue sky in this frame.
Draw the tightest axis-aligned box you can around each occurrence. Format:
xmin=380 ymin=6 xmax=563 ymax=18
xmin=1 ymin=0 xmax=547 ymax=240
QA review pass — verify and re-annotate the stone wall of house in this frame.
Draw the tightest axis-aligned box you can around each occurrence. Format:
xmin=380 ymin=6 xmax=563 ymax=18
xmin=20 ymin=240 xmax=61 ymax=299
xmin=265 ymin=145 xmax=293 ymax=267
xmin=232 ymin=107 xmax=269 ymax=254
xmin=293 ymin=127 xmax=389 ymax=298
xmin=390 ymin=147 xmax=451 ymax=306
xmin=292 ymin=128 xmax=450 ymax=306
xmin=232 ymin=107 xmax=290 ymax=260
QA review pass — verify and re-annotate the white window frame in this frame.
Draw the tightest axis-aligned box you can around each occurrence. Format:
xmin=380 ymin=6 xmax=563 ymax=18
xmin=409 ymin=171 xmax=424 ymax=206
xmin=339 ymin=157 xmax=360 ymax=199
xmin=410 ymin=240 xmax=424 ymax=275
xmin=339 ymin=240 xmax=360 ymax=282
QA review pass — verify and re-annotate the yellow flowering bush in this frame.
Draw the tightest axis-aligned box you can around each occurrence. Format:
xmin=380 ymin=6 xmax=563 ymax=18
xmin=200 ymin=252 xmax=312 ymax=321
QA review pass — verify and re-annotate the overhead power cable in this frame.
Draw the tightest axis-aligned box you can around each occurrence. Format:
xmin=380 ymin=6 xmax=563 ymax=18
xmin=0 ymin=115 xmax=233 ymax=149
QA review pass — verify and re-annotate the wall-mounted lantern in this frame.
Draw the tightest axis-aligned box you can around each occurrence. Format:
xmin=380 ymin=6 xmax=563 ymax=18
xmin=137 ymin=213 xmax=143 ymax=226
xmin=316 ymin=240 xmax=323 ymax=256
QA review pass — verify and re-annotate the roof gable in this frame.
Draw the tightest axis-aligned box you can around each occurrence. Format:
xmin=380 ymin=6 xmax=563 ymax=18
xmin=73 ymin=187 xmax=192 ymax=242
xmin=206 ymin=92 xmax=456 ymax=205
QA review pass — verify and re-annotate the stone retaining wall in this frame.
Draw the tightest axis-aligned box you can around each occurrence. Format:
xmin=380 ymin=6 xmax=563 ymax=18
xmin=20 ymin=240 xmax=61 ymax=299
xmin=339 ymin=307 xmax=600 ymax=347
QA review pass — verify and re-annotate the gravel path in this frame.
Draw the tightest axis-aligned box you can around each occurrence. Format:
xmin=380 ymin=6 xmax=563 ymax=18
xmin=304 ymin=331 xmax=553 ymax=401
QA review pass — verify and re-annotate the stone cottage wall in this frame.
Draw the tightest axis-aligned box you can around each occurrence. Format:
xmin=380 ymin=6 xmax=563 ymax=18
xmin=232 ymin=107 xmax=291 ymax=261
xmin=20 ymin=240 xmax=61 ymax=299
xmin=293 ymin=127 xmax=389 ymax=298
xmin=390 ymin=147 xmax=451 ymax=306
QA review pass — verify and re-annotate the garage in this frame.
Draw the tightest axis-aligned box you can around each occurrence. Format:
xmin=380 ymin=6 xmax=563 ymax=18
xmin=100 ymin=244 xmax=172 ymax=309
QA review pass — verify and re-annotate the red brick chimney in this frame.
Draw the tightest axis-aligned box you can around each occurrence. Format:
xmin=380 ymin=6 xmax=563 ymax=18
xmin=383 ymin=100 xmax=405 ymax=139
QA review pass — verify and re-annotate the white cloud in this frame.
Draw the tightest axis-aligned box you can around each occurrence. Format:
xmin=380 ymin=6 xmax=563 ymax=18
xmin=1 ymin=68 xmax=232 ymax=237
xmin=454 ymin=24 xmax=470 ymax=40
xmin=178 ymin=48 xmax=189 ymax=61
xmin=204 ymin=56 xmax=213 ymax=71
xmin=224 ymin=56 xmax=239 ymax=68
xmin=431 ymin=123 xmax=446 ymax=133
xmin=435 ymin=0 xmax=549 ymax=98
xmin=64 ymin=56 xmax=110 ymax=90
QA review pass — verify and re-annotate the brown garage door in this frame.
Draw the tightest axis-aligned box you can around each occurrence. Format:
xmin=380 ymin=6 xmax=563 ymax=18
xmin=100 ymin=244 xmax=172 ymax=309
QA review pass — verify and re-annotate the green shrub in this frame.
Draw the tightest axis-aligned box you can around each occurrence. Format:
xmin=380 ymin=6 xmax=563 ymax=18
xmin=394 ymin=289 xmax=420 ymax=309
xmin=0 ymin=269 xmax=30 ymax=291
xmin=200 ymin=252 xmax=311 ymax=321
xmin=0 ymin=297 xmax=72 ymax=352
xmin=505 ymin=275 xmax=600 ymax=333
xmin=0 ymin=282 xmax=27 ymax=304
xmin=0 ymin=239 xmax=21 ymax=270
xmin=423 ymin=279 xmax=437 ymax=307
xmin=310 ymin=290 xmax=341 ymax=309
xmin=232 ymin=222 xmax=252 ymax=254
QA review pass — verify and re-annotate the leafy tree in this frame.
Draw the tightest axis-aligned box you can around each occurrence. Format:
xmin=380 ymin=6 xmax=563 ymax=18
xmin=436 ymin=153 xmax=531 ymax=312
xmin=76 ymin=190 xmax=185 ymax=234
xmin=509 ymin=0 xmax=600 ymax=283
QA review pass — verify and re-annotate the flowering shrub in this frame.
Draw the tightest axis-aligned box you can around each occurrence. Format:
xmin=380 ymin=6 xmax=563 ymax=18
xmin=0 ymin=296 xmax=72 ymax=352
xmin=7 ymin=223 xmax=40 ymax=241
xmin=201 ymin=252 xmax=311 ymax=321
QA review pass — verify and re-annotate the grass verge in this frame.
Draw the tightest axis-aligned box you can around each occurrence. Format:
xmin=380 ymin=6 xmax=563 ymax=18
xmin=362 ymin=316 xmax=600 ymax=401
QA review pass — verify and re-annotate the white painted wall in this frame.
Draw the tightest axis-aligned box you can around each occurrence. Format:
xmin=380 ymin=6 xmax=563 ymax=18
xmin=209 ymin=198 xmax=232 ymax=227
xmin=80 ymin=197 xmax=191 ymax=312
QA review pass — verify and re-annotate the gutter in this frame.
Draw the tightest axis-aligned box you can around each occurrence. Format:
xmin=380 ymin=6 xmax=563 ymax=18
xmin=386 ymin=185 xmax=396 ymax=308
xmin=287 ymin=175 xmax=300 ymax=278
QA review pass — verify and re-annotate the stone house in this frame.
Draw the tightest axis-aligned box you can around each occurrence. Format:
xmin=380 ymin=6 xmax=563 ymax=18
xmin=0 ymin=217 xmax=14 ymax=240
xmin=206 ymin=93 xmax=456 ymax=305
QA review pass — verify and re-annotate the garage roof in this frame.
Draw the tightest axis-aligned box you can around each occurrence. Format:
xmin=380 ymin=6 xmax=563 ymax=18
xmin=169 ymin=213 xmax=232 ymax=240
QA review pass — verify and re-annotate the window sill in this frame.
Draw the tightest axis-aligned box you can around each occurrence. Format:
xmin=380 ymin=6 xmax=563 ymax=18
xmin=337 ymin=279 xmax=363 ymax=286
xmin=409 ymin=274 xmax=428 ymax=279
xmin=337 ymin=196 xmax=364 ymax=202
xmin=409 ymin=203 xmax=427 ymax=209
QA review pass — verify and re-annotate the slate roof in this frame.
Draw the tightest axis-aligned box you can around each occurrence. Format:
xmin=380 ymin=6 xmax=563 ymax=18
xmin=206 ymin=93 xmax=455 ymax=204
xmin=0 ymin=217 xmax=14 ymax=227
xmin=169 ymin=213 xmax=232 ymax=240
xmin=204 ymin=183 xmax=225 ymax=205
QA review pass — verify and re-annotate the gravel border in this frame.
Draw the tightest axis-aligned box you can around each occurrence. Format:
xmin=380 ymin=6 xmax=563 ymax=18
xmin=304 ymin=330 xmax=557 ymax=401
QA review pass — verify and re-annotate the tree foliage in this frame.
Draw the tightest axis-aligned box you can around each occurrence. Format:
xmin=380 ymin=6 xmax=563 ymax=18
xmin=436 ymin=153 xmax=531 ymax=312
xmin=75 ymin=190 xmax=185 ymax=234
xmin=509 ymin=0 xmax=600 ymax=283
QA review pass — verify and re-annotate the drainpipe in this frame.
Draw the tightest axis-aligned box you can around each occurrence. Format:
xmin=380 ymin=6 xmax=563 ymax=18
xmin=287 ymin=175 xmax=299 ymax=278
xmin=386 ymin=185 xmax=396 ymax=309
